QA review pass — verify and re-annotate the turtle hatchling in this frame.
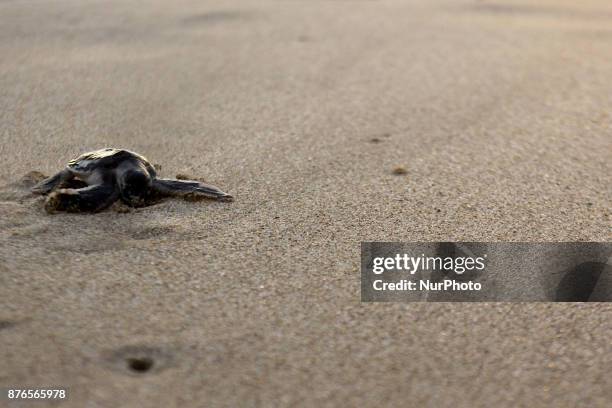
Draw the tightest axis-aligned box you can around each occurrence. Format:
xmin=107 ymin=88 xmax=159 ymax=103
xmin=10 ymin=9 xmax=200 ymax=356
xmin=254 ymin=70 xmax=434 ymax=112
xmin=32 ymin=148 xmax=233 ymax=213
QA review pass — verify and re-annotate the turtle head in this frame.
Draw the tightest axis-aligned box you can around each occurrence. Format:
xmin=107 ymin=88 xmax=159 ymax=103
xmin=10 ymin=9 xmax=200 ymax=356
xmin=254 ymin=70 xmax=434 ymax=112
xmin=119 ymin=169 xmax=151 ymax=207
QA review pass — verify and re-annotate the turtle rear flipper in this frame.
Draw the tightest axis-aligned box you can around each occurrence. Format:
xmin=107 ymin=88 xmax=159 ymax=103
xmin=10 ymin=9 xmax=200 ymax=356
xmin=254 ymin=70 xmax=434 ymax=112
xmin=151 ymin=178 xmax=233 ymax=202
xmin=45 ymin=183 xmax=119 ymax=213
xmin=32 ymin=169 xmax=74 ymax=195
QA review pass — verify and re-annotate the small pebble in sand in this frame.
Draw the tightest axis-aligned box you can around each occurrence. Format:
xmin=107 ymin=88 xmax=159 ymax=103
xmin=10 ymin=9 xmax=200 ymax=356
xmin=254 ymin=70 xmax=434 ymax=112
xmin=369 ymin=137 xmax=382 ymax=143
xmin=392 ymin=166 xmax=408 ymax=175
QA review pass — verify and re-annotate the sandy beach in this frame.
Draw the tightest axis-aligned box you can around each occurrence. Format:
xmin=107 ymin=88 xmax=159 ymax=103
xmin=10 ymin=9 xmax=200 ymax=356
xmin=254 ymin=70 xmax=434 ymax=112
xmin=1 ymin=0 xmax=611 ymax=406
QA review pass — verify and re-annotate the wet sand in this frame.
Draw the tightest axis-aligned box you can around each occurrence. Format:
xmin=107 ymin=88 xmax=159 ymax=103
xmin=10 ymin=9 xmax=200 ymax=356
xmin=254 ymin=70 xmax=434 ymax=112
xmin=1 ymin=0 xmax=611 ymax=407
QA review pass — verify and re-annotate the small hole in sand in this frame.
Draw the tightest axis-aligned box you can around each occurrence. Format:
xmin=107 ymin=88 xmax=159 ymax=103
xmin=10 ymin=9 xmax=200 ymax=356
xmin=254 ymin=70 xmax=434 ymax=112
xmin=0 ymin=320 xmax=18 ymax=330
xmin=127 ymin=357 xmax=154 ymax=373
xmin=106 ymin=345 xmax=171 ymax=375
xmin=392 ymin=166 xmax=408 ymax=175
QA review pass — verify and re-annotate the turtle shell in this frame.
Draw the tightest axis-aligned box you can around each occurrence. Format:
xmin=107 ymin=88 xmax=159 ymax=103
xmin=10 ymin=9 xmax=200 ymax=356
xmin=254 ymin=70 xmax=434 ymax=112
xmin=68 ymin=148 xmax=153 ymax=174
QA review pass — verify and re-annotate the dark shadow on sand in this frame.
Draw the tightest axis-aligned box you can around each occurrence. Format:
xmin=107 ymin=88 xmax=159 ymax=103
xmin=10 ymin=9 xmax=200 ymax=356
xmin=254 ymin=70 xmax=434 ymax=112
xmin=555 ymin=262 xmax=611 ymax=302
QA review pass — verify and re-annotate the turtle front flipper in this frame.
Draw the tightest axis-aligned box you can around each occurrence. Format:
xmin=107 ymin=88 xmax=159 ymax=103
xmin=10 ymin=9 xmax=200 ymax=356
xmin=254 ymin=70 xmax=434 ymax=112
xmin=151 ymin=178 xmax=233 ymax=202
xmin=32 ymin=169 xmax=74 ymax=195
xmin=44 ymin=183 xmax=119 ymax=213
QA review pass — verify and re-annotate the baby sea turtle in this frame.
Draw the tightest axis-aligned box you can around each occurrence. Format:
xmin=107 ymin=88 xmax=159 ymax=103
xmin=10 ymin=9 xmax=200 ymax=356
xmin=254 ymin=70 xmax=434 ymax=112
xmin=32 ymin=148 xmax=233 ymax=213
